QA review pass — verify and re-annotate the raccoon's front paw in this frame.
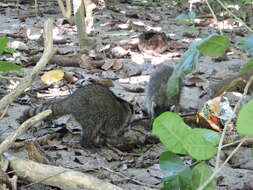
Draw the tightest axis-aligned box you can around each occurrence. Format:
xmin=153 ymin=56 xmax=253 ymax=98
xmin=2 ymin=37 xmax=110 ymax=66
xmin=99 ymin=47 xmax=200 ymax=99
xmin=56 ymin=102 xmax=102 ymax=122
xmin=80 ymin=140 xmax=94 ymax=149
xmin=80 ymin=136 xmax=105 ymax=148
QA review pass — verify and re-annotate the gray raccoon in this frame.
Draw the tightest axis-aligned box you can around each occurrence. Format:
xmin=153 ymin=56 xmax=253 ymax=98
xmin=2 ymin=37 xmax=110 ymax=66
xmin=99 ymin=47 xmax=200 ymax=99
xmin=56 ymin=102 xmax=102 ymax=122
xmin=19 ymin=84 xmax=133 ymax=148
xmin=146 ymin=65 xmax=180 ymax=128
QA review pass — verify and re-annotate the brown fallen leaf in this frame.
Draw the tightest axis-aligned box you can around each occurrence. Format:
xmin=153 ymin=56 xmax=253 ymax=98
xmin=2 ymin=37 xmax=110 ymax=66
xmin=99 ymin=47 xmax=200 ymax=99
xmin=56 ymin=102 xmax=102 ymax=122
xmin=101 ymin=59 xmax=114 ymax=70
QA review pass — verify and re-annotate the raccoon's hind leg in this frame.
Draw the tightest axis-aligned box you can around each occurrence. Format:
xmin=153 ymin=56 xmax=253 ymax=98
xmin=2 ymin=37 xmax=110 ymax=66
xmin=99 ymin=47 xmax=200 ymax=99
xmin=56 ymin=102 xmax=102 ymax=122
xmin=78 ymin=119 xmax=104 ymax=148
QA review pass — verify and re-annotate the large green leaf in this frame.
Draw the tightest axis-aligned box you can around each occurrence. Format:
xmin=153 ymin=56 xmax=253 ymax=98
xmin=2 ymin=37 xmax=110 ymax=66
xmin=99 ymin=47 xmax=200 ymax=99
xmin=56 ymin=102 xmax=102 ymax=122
xmin=237 ymin=99 xmax=253 ymax=135
xmin=240 ymin=59 xmax=253 ymax=74
xmin=153 ymin=112 xmax=191 ymax=154
xmin=162 ymin=175 xmax=180 ymax=190
xmin=183 ymin=132 xmax=217 ymax=160
xmin=166 ymin=34 xmax=230 ymax=100
xmin=192 ymin=128 xmax=220 ymax=146
xmin=166 ymin=34 xmax=220 ymax=99
xmin=160 ymin=151 xmax=192 ymax=190
xmin=0 ymin=38 xmax=9 ymax=55
xmin=166 ymin=43 xmax=199 ymax=99
xmin=160 ymin=151 xmax=187 ymax=172
xmin=237 ymin=35 xmax=253 ymax=55
xmin=0 ymin=61 xmax=21 ymax=72
xmin=191 ymin=162 xmax=216 ymax=190
xmin=197 ymin=36 xmax=230 ymax=56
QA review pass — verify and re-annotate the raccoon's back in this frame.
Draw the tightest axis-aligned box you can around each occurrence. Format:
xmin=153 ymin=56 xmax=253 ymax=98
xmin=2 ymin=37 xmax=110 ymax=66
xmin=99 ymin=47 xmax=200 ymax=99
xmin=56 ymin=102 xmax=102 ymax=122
xmin=19 ymin=84 xmax=131 ymax=126
xmin=62 ymin=84 xmax=131 ymax=123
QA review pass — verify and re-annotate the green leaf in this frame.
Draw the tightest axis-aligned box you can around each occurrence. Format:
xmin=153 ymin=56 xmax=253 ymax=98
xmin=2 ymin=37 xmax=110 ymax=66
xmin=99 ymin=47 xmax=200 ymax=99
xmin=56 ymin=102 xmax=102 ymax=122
xmin=166 ymin=37 xmax=201 ymax=99
xmin=240 ymin=59 xmax=253 ymax=74
xmin=183 ymin=132 xmax=217 ymax=160
xmin=176 ymin=11 xmax=196 ymax=21
xmin=176 ymin=13 xmax=190 ymax=20
xmin=4 ymin=47 xmax=15 ymax=54
xmin=192 ymin=162 xmax=216 ymax=190
xmin=237 ymin=35 xmax=253 ymax=55
xmin=160 ymin=151 xmax=192 ymax=190
xmin=0 ymin=61 xmax=21 ymax=72
xmin=0 ymin=38 xmax=9 ymax=55
xmin=166 ymin=72 xmax=182 ymax=99
xmin=166 ymin=50 xmax=198 ymax=101
xmin=237 ymin=99 xmax=253 ymax=135
xmin=192 ymin=128 xmax=220 ymax=146
xmin=162 ymin=175 xmax=180 ymax=190
xmin=153 ymin=112 xmax=191 ymax=154
xmin=166 ymin=34 xmax=226 ymax=100
xmin=129 ymin=5 xmax=140 ymax=9
xmin=197 ymin=36 xmax=230 ymax=56
xmin=160 ymin=151 xmax=187 ymax=172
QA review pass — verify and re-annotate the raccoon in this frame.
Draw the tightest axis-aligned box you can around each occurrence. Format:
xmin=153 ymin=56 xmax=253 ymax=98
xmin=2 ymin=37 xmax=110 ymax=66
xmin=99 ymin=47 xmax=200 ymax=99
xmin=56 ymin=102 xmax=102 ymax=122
xmin=19 ymin=84 xmax=133 ymax=148
xmin=146 ymin=65 xmax=181 ymax=129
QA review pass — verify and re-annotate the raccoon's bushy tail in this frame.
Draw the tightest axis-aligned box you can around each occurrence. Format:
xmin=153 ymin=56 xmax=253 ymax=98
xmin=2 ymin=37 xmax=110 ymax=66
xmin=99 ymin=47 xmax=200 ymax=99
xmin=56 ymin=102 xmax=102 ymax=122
xmin=18 ymin=104 xmax=53 ymax=123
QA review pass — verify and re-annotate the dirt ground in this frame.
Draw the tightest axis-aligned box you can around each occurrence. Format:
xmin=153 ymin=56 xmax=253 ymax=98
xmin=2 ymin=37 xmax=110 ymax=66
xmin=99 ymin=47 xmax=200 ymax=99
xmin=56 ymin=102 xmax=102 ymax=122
xmin=0 ymin=0 xmax=253 ymax=189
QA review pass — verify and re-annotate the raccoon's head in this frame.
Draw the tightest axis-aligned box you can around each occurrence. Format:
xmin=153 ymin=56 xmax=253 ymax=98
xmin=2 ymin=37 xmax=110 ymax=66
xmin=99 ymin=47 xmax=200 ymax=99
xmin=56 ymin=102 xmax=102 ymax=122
xmin=117 ymin=98 xmax=134 ymax=128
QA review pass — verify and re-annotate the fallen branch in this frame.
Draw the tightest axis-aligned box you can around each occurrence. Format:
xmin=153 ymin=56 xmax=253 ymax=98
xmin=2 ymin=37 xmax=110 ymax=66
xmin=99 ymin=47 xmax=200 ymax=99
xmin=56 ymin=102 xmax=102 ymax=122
xmin=0 ymin=110 xmax=52 ymax=156
xmin=4 ymin=153 xmax=123 ymax=190
xmin=0 ymin=19 xmax=56 ymax=111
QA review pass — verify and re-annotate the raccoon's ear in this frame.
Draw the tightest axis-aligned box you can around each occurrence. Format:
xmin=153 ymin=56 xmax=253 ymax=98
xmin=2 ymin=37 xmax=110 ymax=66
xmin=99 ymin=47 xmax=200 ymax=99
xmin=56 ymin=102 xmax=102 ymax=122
xmin=115 ymin=96 xmax=133 ymax=110
xmin=153 ymin=105 xmax=169 ymax=118
xmin=127 ymin=102 xmax=134 ymax=113
xmin=16 ymin=117 xmax=23 ymax=124
xmin=17 ymin=115 xmax=26 ymax=124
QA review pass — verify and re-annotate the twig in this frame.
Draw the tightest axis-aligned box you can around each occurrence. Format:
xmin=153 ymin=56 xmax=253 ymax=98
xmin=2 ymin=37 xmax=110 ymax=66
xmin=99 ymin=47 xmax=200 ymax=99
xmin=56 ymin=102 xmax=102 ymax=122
xmin=222 ymin=137 xmax=253 ymax=148
xmin=102 ymin=166 xmax=161 ymax=189
xmin=197 ymin=137 xmax=247 ymax=190
xmin=204 ymin=0 xmax=223 ymax=35
xmin=0 ymin=105 xmax=9 ymax=119
xmin=0 ymin=19 xmax=56 ymax=111
xmin=0 ymin=75 xmax=22 ymax=80
xmin=0 ymin=110 xmax=52 ymax=156
xmin=215 ymin=75 xmax=253 ymax=170
xmin=216 ymin=0 xmax=253 ymax=33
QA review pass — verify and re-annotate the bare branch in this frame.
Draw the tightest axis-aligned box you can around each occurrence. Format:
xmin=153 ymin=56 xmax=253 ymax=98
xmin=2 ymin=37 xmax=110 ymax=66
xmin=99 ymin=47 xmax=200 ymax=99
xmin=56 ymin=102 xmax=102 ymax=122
xmin=0 ymin=19 xmax=56 ymax=111
xmin=4 ymin=153 xmax=123 ymax=190
xmin=0 ymin=110 xmax=52 ymax=156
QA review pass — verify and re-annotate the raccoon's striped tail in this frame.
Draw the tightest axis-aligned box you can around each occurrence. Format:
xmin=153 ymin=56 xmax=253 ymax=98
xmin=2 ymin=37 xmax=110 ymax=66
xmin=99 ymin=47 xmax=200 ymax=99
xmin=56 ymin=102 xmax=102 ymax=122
xmin=18 ymin=104 xmax=53 ymax=124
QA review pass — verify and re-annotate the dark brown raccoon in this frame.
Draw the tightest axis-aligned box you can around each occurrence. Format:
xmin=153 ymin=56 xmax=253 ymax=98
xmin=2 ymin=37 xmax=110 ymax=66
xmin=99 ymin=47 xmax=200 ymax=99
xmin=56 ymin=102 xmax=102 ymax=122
xmin=19 ymin=84 xmax=133 ymax=148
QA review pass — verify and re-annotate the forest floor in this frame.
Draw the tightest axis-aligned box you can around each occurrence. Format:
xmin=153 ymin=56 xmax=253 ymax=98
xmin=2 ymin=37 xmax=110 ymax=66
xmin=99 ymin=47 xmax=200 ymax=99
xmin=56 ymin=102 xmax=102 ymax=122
xmin=0 ymin=0 xmax=253 ymax=189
